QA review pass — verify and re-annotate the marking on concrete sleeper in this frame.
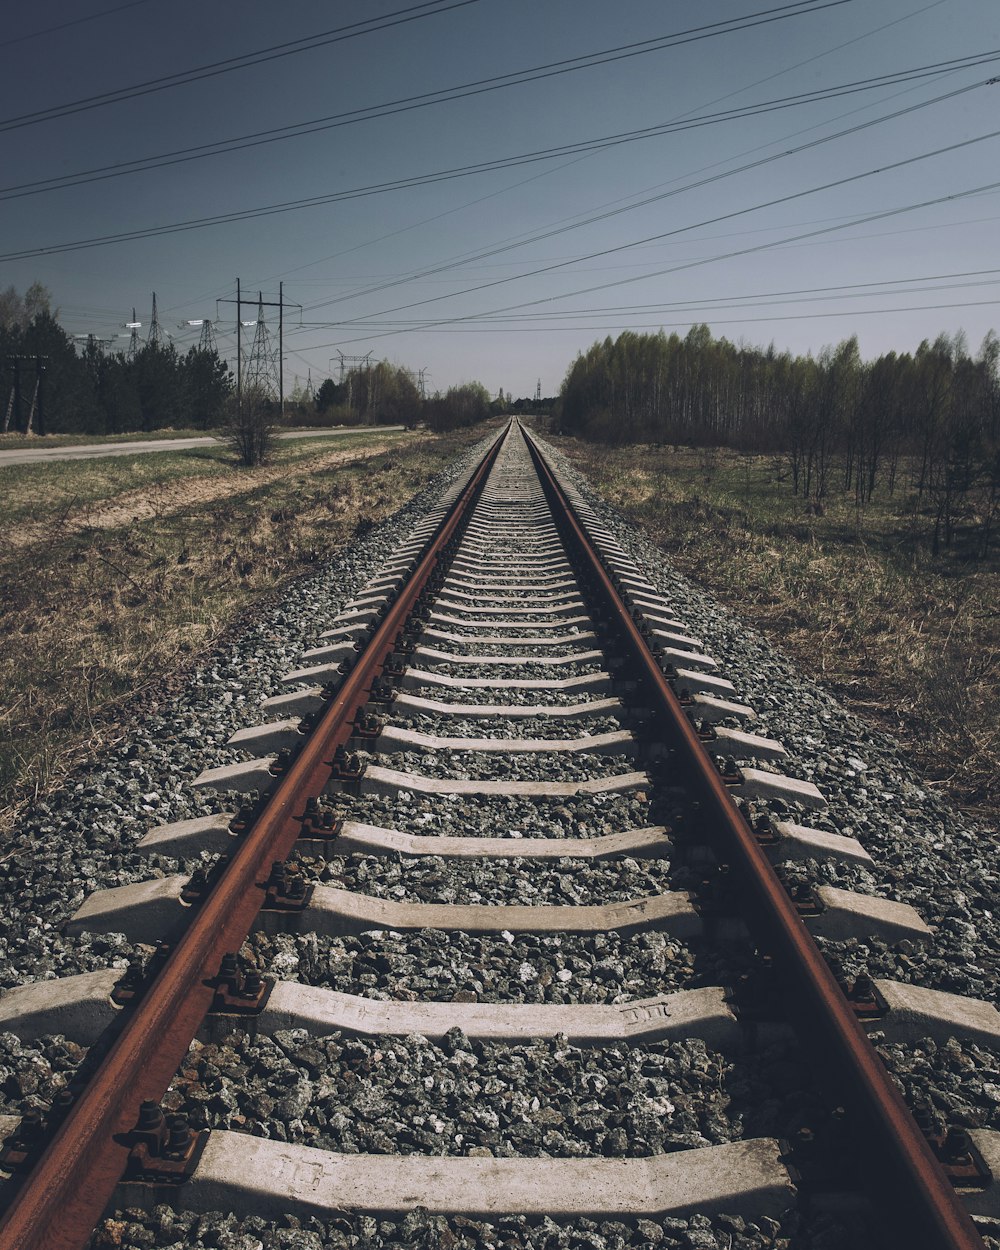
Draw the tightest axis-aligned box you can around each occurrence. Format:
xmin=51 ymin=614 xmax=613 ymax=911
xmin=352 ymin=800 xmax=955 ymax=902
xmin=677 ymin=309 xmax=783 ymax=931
xmin=621 ymin=1002 xmax=671 ymax=1024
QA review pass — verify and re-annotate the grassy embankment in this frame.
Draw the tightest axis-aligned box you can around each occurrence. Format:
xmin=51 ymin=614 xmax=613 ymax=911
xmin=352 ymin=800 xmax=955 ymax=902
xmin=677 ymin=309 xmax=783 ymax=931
xmin=0 ymin=428 xmax=211 ymax=451
xmin=0 ymin=425 xmax=401 ymax=452
xmin=559 ymin=438 xmax=999 ymax=824
xmin=0 ymin=426 xmax=491 ymax=831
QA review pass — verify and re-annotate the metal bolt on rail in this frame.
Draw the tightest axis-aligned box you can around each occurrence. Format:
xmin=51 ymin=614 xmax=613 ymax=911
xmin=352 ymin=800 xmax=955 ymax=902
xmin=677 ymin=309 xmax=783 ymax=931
xmin=262 ymin=861 xmax=311 ymax=912
xmin=209 ymin=953 xmax=271 ymax=1015
xmin=229 ymin=797 xmax=264 ymax=835
xmin=111 ymin=958 xmax=147 ymax=1007
xmin=125 ymin=1107 xmax=206 ymax=1185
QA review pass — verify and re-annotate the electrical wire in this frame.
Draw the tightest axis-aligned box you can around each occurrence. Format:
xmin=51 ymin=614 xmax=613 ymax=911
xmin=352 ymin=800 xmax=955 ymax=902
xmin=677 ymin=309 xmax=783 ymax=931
xmin=289 ymin=268 xmax=1000 ymax=326
xmin=0 ymin=0 xmax=153 ymax=49
xmin=300 ymin=80 xmax=1000 ymax=324
xmin=262 ymin=208 xmax=1000 ymax=342
xmin=297 ymin=297 xmax=1000 ymax=334
xmin=3 ymin=70 xmax=992 ymax=267
xmin=9 ymin=8 xmax=978 ymax=206
xmin=0 ymin=0 xmax=481 ymax=134
xmin=244 ymin=0 xmax=946 ymax=299
xmin=303 ymin=177 xmax=1000 ymax=352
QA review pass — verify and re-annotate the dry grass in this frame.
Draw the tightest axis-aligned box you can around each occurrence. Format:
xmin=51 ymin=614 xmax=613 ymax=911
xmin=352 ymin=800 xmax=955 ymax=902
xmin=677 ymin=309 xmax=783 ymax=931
xmin=0 ymin=430 xmax=404 ymax=525
xmin=0 ymin=427 xmax=209 ymax=451
xmin=560 ymin=438 xmax=999 ymax=824
xmin=0 ymin=427 xmax=491 ymax=833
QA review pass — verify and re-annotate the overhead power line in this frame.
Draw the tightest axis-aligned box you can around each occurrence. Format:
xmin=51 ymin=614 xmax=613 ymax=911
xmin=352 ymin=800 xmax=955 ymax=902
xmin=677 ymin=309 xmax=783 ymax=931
xmin=245 ymin=0 xmax=949 ymax=296
xmin=290 ymin=267 xmax=1000 ymax=327
xmin=0 ymin=0 xmax=890 ymax=204
xmin=2 ymin=46 xmax=994 ymax=205
xmin=0 ymin=0 xmax=481 ymax=134
xmin=3 ymin=68 xmax=992 ymax=267
xmin=0 ymin=0 xmax=153 ymax=49
xmin=309 ymin=297 xmax=1000 ymax=335
xmin=300 ymin=79 xmax=1000 ymax=323
xmin=306 ymin=178 xmax=1000 ymax=353
xmin=300 ymin=294 xmax=1000 ymax=329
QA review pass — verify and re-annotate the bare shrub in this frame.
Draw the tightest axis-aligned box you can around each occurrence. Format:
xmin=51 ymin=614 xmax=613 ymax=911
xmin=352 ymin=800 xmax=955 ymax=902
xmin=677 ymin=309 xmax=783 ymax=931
xmin=222 ymin=385 xmax=276 ymax=467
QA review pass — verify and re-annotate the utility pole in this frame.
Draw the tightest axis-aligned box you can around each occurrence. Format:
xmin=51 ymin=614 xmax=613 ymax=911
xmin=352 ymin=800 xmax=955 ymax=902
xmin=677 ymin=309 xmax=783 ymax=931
xmin=279 ymin=281 xmax=284 ymax=417
xmin=236 ymin=278 xmax=241 ymax=416
xmin=3 ymin=355 xmax=48 ymax=434
xmin=27 ymin=357 xmax=46 ymax=435
xmin=5 ymin=359 xmax=20 ymax=433
xmin=218 ymin=280 xmax=299 ymax=418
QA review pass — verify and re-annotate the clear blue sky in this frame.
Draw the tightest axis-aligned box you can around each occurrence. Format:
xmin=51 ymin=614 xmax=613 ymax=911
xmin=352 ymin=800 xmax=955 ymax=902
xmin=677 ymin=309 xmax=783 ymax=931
xmin=2 ymin=0 xmax=998 ymax=399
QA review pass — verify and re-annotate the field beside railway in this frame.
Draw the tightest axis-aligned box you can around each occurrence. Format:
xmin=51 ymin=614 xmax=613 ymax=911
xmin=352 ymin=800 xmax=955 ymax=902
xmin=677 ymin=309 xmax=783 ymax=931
xmin=558 ymin=437 xmax=999 ymax=824
xmin=0 ymin=425 xmax=490 ymax=831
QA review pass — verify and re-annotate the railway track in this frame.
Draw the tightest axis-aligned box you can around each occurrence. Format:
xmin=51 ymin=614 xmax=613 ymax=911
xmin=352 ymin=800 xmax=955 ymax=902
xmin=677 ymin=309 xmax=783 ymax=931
xmin=0 ymin=419 xmax=997 ymax=1249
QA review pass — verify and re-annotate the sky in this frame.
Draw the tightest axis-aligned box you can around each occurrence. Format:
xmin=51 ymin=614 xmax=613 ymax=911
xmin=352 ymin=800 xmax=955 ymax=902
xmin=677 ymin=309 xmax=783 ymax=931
xmin=2 ymin=0 xmax=998 ymax=400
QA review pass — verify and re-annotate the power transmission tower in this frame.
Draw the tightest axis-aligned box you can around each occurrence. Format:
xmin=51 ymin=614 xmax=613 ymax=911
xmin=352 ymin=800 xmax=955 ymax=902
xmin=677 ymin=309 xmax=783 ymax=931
xmin=122 ymin=308 xmax=142 ymax=359
xmin=218 ymin=280 xmax=299 ymax=417
xmin=178 ymin=319 xmax=218 ymax=352
xmin=243 ymin=294 xmax=280 ymax=400
xmin=332 ymin=352 xmax=372 ymax=410
xmin=417 ymin=367 xmax=430 ymax=399
xmin=73 ymin=333 xmax=115 ymax=352
xmin=147 ymin=292 xmax=165 ymax=348
xmin=334 ymin=350 xmax=373 ymax=384
xmin=535 ymin=378 xmax=542 ymax=404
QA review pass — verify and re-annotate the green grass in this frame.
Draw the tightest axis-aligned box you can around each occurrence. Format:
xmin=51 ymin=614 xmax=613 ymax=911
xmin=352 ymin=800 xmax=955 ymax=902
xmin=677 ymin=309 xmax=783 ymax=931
xmin=559 ymin=438 xmax=999 ymax=822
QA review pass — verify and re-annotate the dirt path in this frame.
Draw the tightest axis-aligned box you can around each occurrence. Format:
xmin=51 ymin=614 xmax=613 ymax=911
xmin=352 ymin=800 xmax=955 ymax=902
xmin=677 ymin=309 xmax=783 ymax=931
xmin=0 ymin=425 xmax=403 ymax=466
xmin=3 ymin=441 xmax=398 ymax=550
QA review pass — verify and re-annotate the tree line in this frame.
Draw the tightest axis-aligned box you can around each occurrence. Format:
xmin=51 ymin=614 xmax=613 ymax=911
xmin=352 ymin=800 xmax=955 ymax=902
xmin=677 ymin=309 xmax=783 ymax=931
xmin=308 ymin=367 xmax=500 ymax=433
xmin=1 ymin=286 xmax=232 ymax=435
xmin=1 ymin=286 xmax=504 ymax=440
xmin=556 ymin=326 xmax=1000 ymax=556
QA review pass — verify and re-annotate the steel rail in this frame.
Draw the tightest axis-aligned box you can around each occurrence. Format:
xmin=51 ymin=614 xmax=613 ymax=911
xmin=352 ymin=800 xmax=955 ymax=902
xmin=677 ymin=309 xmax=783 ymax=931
xmin=522 ymin=426 xmax=984 ymax=1250
xmin=0 ymin=424 xmax=510 ymax=1250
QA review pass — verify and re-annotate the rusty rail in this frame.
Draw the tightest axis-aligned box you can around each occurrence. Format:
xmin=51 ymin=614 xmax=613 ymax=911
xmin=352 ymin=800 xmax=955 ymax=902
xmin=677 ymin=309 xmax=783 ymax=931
xmin=0 ymin=425 xmax=509 ymax=1250
xmin=522 ymin=425 xmax=983 ymax=1250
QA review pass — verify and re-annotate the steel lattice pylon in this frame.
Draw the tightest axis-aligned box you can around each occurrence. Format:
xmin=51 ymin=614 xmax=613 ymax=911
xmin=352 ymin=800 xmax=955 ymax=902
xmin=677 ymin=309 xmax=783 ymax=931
xmin=146 ymin=293 xmax=165 ymax=348
xmin=198 ymin=319 xmax=217 ymax=353
xmin=243 ymin=295 xmax=280 ymax=400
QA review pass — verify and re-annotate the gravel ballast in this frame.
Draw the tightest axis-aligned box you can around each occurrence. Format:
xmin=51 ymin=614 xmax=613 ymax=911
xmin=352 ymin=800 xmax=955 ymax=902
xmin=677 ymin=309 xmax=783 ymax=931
xmin=0 ymin=435 xmax=497 ymax=993
xmin=0 ymin=423 xmax=994 ymax=1249
xmin=532 ymin=433 xmax=1000 ymax=1006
